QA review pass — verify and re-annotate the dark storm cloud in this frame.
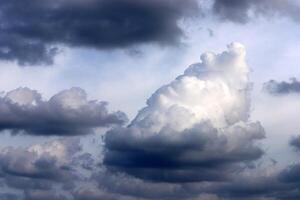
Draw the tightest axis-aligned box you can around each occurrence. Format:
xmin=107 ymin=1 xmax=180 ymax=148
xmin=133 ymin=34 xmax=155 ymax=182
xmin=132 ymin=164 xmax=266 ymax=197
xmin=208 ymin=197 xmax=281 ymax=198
xmin=0 ymin=87 xmax=127 ymax=136
xmin=0 ymin=0 xmax=199 ymax=66
xmin=213 ymin=0 xmax=300 ymax=23
xmin=104 ymin=121 xmax=265 ymax=183
xmin=263 ymin=78 xmax=300 ymax=95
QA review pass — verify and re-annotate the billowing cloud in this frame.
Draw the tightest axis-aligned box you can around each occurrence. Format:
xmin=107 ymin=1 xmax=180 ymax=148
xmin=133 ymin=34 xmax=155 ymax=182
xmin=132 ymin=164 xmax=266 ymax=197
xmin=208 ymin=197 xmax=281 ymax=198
xmin=0 ymin=0 xmax=199 ymax=66
xmin=213 ymin=0 xmax=300 ymax=23
xmin=0 ymin=87 xmax=127 ymax=136
xmin=0 ymin=138 xmax=81 ymax=199
xmin=103 ymin=43 xmax=266 ymax=183
xmin=1 ymin=43 xmax=300 ymax=200
xmin=263 ymin=78 xmax=300 ymax=95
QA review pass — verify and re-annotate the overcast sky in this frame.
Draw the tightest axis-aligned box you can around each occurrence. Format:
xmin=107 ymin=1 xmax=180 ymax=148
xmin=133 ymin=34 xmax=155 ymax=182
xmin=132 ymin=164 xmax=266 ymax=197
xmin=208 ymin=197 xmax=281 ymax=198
xmin=0 ymin=0 xmax=300 ymax=200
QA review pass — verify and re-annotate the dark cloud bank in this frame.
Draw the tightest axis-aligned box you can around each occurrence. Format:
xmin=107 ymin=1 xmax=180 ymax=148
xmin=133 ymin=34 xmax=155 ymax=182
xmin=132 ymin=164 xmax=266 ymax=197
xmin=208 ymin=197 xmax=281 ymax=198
xmin=3 ymin=0 xmax=300 ymax=66
xmin=0 ymin=0 xmax=199 ymax=66
xmin=0 ymin=87 xmax=127 ymax=136
xmin=4 ymin=136 xmax=300 ymax=200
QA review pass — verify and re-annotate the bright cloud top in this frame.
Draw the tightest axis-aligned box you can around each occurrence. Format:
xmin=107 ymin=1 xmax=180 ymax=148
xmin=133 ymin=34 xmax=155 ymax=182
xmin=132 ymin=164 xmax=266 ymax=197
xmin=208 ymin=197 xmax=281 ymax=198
xmin=104 ymin=43 xmax=265 ymax=183
xmin=131 ymin=42 xmax=250 ymax=132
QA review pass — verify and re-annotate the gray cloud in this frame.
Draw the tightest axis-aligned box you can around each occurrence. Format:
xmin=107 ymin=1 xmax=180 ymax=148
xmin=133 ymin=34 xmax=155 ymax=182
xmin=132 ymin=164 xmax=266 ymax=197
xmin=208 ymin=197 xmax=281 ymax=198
xmin=0 ymin=0 xmax=199 ymax=66
xmin=0 ymin=139 xmax=81 ymax=188
xmin=104 ymin=122 xmax=265 ymax=183
xmin=24 ymin=190 xmax=67 ymax=200
xmin=0 ymin=193 xmax=20 ymax=200
xmin=263 ymin=78 xmax=300 ymax=95
xmin=2 ymin=134 xmax=300 ymax=200
xmin=0 ymin=87 xmax=127 ymax=136
xmin=213 ymin=0 xmax=300 ymax=23
xmin=0 ymin=138 xmax=83 ymax=200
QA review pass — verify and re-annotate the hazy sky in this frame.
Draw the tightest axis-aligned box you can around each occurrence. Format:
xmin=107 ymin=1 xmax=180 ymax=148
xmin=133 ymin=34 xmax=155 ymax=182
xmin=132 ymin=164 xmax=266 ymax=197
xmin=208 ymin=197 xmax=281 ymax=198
xmin=0 ymin=0 xmax=300 ymax=200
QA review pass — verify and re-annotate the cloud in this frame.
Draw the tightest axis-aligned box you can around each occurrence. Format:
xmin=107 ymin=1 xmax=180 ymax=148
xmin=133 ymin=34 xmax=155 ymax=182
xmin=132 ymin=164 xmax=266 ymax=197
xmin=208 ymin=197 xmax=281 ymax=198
xmin=263 ymin=78 xmax=300 ymax=95
xmin=0 ymin=138 xmax=82 ymax=199
xmin=103 ymin=42 xmax=266 ymax=184
xmin=272 ymin=136 xmax=300 ymax=200
xmin=290 ymin=135 xmax=300 ymax=152
xmin=3 ymin=43 xmax=300 ymax=200
xmin=0 ymin=87 xmax=127 ymax=136
xmin=73 ymin=188 xmax=119 ymax=200
xmin=0 ymin=193 xmax=19 ymax=200
xmin=24 ymin=190 xmax=67 ymax=200
xmin=105 ymin=122 xmax=264 ymax=183
xmin=213 ymin=0 xmax=300 ymax=23
xmin=0 ymin=0 xmax=199 ymax=66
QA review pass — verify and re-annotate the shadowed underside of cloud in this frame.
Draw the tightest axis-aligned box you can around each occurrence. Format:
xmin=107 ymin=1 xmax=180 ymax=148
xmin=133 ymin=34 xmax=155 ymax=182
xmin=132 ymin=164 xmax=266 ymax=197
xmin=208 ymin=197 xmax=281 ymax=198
xmin=263 ymin=78 xmax=300 ymax=95
xmin=213 ymin=0 xmax=300 ymax=23
xmin=0 ymin=0 xmax=199 ymax=66
xmin=0 ymin=87 xmax=127 ymax=136
xmin=104 ymin=122 xmax=265 ymax=183
xmin=3 ymin=137 xmax=300 ymax=200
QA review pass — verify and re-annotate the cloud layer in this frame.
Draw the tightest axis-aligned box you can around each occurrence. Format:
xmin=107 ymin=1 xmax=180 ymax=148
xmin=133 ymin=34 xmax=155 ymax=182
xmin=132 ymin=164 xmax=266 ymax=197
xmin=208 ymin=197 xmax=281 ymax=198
xmin=0 ymin=87 xmax=127 ymax=136
xmin=0 ymin=0 xmax=199 ymax=65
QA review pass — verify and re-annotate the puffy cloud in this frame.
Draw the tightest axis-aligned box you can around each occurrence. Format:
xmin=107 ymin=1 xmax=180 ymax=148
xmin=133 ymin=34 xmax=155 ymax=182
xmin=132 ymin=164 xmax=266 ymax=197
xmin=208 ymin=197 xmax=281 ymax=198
xmin=0 ymin=0 xmax=199 ymax=66
xmin=213 ymin=0 xmax=300 ymax=23
xmin=0 ymin=138 xmax=82 ymax=199
xmin=103 ymin=43 xmax=266 ymax=184
xmin=0 ymin=87 xmax=127 ymax=136
xmin=263 ymin=78 xmax=300 ymax=95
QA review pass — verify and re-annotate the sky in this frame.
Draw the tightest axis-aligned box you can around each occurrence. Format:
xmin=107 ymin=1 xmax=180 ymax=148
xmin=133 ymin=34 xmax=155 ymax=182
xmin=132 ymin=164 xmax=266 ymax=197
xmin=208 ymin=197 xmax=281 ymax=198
xmin=0 ymin=0 xmax=300 ymax=199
